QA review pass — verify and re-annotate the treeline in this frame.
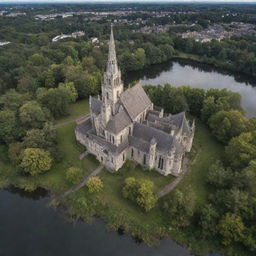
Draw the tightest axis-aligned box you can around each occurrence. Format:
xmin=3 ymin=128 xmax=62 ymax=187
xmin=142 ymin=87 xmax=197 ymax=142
xmin=145 ymin=84 xmax=256 ymax=255
xmin=174 ymin=34 xmax=256 ymax=77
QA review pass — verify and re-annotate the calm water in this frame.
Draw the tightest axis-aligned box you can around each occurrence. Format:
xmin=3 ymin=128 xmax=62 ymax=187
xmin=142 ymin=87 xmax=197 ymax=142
xmin=0 ymin=189 xmax=193 ymax=256
xmin=125 ymin=59 xmax=256 ymax=118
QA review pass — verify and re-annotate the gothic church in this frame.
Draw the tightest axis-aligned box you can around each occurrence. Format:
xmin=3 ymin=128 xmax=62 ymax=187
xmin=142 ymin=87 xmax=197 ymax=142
xmin=75 ymin=26 xmax=195 ymax=176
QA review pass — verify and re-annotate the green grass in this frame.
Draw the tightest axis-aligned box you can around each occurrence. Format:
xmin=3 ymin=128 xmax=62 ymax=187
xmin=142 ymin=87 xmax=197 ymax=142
xmin=98 ymin=163 xmax=175 ymax=226
xmin=54 ymin=99 xmax=89 ymax=125
xmin=37 ymin=123 xmax=99 ymax=193
xmin=176 ymin=119 xmax=224 ymax=205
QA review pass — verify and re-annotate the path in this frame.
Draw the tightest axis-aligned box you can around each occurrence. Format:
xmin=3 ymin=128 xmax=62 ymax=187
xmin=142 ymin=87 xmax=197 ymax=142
xmin=60 ymin=164 xmax=104 ymax=199
xmin=79 ymin=151 xmax=88 ymax=160
xmin=53 ymin=114 xmax=90 ymax=129
xmin=157 ymin=157 xmax=190 ymax=198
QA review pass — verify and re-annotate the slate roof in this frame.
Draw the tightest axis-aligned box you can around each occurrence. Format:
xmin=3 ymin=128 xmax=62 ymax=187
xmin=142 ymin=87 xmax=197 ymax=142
xmin=89 ymin=133 xmax=129 ymax=154
xmin=129 ymin=135 xmax=150 ymax=153
xmin=132 ymin=122 xmax=180 ymax=153
xmin=169 ymin=112 xmax=192 ymax=135
xmin=90 ymin=97 xmax=102 ymax=115
xmin=147 ymin=111 xmax=192 ymax=136
xmin=120 ymin=84 xmax=152 ymax=120
xmin=105 ymin=110 xmax=131 ymax=134
xmin=76 ymin=118 xmax=92 ymax=134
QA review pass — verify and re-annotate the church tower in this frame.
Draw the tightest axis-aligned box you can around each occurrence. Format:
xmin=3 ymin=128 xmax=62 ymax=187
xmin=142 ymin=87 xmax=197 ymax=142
xmin=101 ymin=25 xmax=124 ymax=108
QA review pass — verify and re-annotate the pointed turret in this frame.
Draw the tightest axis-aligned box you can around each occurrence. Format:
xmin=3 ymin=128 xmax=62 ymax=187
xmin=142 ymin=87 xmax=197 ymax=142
xmin=101 ymin=24 xmax=124 ymax=107
xmin=106 ymin=24 xmax=118 ymax=75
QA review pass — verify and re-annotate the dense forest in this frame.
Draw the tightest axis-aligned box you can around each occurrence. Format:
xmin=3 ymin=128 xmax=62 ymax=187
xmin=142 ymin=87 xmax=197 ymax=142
xmin=0 ymin=4 xmax=256 ymax=256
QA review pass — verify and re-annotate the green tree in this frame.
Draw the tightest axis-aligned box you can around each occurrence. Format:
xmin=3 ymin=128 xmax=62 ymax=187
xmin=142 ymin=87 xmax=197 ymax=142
xmin=0 ymin=110 xmax=18 ymax=144
xmin=218 ymin=213 xmax=245 ymax=246
xmin=208 ymin=110 xmax=247 ymax=144
xmin=36 ymin=87 xmax=71 ymax=118
xmin=200 ymin=204 xmax=219 ymax=238
xmin=20 ymin=148 xmax=52 ymax=176
xmin=0 ymin=89 xmax=29 ymax=112
xmin=66 ymin=167 xmax=84 ymax=185
xmin=164 ymin=187 xmax=196 ymax=227
xmin=225 ymin=131 xmax=256 ymax=169
xmin=19 ymin=101 xmax=47 ymax=129
xmin=22 ymin=127 xmax=58 ymax=159
xmin=58 ymin=82 xmax=78 ymax=102
xmin=87 ymin=176 xmax=103 ymax=193
xmin=122 ymin=177 xmax=157 ymax=212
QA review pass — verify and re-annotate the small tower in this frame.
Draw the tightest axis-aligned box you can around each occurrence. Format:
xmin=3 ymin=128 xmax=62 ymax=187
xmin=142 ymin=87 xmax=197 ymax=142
xmin=101 ymin=25 xmax=124 ymax=107
xmin=148 ymin=138 xmax=157 ymax=169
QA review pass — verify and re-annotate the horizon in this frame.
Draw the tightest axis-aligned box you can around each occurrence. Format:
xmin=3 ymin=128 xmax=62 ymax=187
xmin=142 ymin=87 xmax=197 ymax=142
xmin=1 ymin=0 xmax=256 ymax=4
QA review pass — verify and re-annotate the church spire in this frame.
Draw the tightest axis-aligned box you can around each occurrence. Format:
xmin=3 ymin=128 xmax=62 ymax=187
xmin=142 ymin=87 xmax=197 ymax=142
xmin=106 ymin=24 xmax=118 ymax=75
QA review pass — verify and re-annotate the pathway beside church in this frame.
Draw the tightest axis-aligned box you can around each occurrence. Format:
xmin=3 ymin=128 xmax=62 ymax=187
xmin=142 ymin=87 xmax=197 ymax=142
xmin=157 ymin=157 xmax=190 ymax=198
xmin=60 ymin=164 xmax=104 ymax=199
xmin=53 ymin=114 xmax=90 ymax=129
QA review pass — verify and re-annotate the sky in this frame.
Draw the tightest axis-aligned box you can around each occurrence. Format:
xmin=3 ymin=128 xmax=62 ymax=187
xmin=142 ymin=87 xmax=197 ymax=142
xmin=0 ymin=0 xmax=256 ymax=3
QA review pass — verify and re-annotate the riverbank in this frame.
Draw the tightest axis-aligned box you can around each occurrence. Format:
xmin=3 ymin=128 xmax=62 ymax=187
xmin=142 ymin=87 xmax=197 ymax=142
xmin=0 ymin=98 xmax=225 ymax=256
xmin=173 ymin=51 xmax=256 ymax=83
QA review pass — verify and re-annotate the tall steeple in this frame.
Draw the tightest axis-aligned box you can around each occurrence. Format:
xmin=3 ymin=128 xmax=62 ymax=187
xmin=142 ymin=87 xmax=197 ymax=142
xmin=106 ymin=24 xmax=118 ymax=75
xmin=101 ymin=24 xmax=124 ymax=109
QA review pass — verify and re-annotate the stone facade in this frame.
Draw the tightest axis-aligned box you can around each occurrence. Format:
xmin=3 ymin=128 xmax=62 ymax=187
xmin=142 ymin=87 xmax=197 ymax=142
xmin=75 ymin=26 xmax=195 ymax=176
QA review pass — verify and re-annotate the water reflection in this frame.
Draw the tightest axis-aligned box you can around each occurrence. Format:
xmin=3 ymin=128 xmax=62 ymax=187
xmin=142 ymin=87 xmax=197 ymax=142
xmin=0 ymin=190 xmax=193 ymax=256
xmin=125 ymin=59 xmax=256 ymax=118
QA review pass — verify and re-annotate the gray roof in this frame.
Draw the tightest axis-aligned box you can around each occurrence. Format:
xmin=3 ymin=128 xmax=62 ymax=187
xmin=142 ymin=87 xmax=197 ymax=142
xmin=89 ymin=133 xmax=129 ymax=155
xmin=90 ymin=97 xmax=102 ymax=115
xmin=169 ymin=112 xmax=191 ymax=135
xmin=105 ymin=110 xmax=131 ymax=134
xmin=120 ymin=84 xmax=152 ymax=120
xmin=132 ymin=122 xmax=178 ymax=153
xmin=76 ymin=118 xmax=92 ymax=134
xmin=129 ymin=135 xmax=150 ymax=153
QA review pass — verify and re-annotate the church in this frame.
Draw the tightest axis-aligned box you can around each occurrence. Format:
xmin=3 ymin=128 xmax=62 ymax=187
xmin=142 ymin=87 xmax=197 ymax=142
xmin=75 ymin=26 xmax=195 ymax=176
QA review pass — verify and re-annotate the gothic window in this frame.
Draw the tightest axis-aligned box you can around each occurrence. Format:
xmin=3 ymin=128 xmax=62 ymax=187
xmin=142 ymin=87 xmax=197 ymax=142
xmin=131 ymin=148 xmax=134 ymax=157
xmin=111 ymin=157 xmax=113 ymax=163
xmin=112 ymin=136 xmax=115 ymax=144
xmin=120 ymin=135 xmax=123 ymax=143
xmin=129 ymin=127 xmax=131 ymax=135
xmin=106 ymin=92 xmax=109 ymax=100
xmin=143 ymin=154 xmax=146 ymax=165
xmin=158 ymin=156 xmax=164 ymax=170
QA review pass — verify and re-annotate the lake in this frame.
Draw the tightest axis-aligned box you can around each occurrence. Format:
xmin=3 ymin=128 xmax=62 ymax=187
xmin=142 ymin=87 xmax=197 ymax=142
xmin=0 ymin=189 xmax=193 ymax=256
xmin=125 ymin=59 xmax=256 ymax=118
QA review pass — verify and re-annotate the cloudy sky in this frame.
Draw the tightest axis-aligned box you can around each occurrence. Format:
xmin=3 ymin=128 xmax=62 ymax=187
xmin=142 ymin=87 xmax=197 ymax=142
xmin=0 ymin=0 xmax=256 ymax=3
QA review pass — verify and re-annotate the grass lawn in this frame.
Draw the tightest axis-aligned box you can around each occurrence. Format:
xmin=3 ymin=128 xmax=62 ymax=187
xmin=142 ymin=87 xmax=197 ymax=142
xmin=175 ymin=119 xmax=224 ymax=205
xmin=37 ymin=122 xmax=99 ymax=193
xmin=54 ymin=99 xmax=89 ymax=125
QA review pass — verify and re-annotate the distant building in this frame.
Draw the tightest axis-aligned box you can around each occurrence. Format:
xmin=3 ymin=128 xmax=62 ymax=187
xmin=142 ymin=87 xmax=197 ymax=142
xmin=52 ymin=31 xmax=85 ymax=42
xmin=0 ymin=41 xmax=11 ymax=46
xmin=75 ymin=26 xmax=195 ymax=176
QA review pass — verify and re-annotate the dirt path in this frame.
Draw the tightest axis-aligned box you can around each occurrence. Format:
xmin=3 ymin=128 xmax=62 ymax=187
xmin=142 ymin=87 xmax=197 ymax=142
xmin=53 ymin=114 xmax=90 ymax=129
xmin=157 ymin=157 xmax=190 ymax=198
xmin=60 ymin=164 xmax=104 ymax=199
